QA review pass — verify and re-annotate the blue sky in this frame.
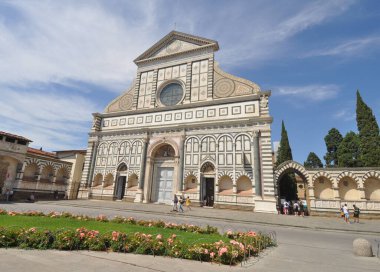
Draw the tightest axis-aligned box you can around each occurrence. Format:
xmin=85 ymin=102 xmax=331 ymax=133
xmin=0 ymin=0 xmax=379 ymax=164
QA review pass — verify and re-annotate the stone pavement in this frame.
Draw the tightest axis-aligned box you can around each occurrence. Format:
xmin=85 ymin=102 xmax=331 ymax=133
xmin=25 ymin=199 xmax=380 ymax=234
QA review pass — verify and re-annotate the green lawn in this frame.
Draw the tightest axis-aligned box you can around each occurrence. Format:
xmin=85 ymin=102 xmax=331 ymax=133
xmin=0 ymin=215 xmax=228 ymax=244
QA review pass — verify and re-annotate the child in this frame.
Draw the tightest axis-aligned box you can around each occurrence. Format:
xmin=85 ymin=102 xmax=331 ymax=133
xmin=185 ymin=196 xmax=192 ymax=211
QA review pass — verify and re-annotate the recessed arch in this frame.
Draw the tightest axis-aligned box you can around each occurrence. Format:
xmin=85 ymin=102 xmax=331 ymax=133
xmin=236 ymin=175 xmax=253 ymax=196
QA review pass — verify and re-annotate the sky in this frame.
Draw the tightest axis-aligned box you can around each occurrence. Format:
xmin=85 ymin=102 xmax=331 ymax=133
xmin=0 ymin=0 xmax=380 ymax=164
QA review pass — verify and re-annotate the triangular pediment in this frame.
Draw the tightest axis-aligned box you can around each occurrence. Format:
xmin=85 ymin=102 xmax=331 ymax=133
xmin=134 ymin=31 xmax=219 ymax=64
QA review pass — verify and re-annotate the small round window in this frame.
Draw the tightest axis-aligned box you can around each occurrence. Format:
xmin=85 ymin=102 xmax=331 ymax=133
xmin=159 ymin=83 xmax=183 ymax=106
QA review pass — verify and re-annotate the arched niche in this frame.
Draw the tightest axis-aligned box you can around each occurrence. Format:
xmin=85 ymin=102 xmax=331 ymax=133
xmin=24 ymin=163 xmax=39 ymax=181
xmin=236 ymin=176 xmax=252 ymax=196
xmin=218 ymin=175 xmax=233 ymax=195
xmin=104 ymin=173 xmax=114 ymax=188
xmin=127 ymin=174 xmax=138 ymax=190
xmin=338 ymin=177 xmax=360 ymax=201
xmin=314 ymin=177 xmax=334 ymax=200
xmin=364 ymin=177 xmax=380 ymax=201
xmin=184 ymin=175 xmax=197 ymax=192
xmin=56 ymin=167 xmax=69 ymax=184
xmin=92 ymin=173 xmax=103 ymax=187
xmin=40 ymin=165 xmax=54 ymax=182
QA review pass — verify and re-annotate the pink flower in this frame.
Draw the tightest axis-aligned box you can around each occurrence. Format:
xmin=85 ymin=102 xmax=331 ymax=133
xmin=204 ymin=249 xmax=209 ymax=254
xmin=218 ymin=247 xmax=228 ymax=256
xmin=156 ymin=234 xmax=162 ymax=240
xmin=80 ymin=233 xmax=85 ymax=239
xmin=210 ymin=252 xmax=215 ymax=258
xmin=167 ymin=238 xmax=173 ymax=245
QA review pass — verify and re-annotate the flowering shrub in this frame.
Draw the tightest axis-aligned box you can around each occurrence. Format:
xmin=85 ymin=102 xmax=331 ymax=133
xmin=0 ymin=210 xmax=275 ymax=265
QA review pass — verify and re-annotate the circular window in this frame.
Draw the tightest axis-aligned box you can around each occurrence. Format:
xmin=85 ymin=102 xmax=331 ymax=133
xmin=159 ymin=83 xmax=184 ymax=106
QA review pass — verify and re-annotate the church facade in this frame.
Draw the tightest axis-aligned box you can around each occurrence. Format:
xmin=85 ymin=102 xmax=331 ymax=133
xmin=80 ymin=31 xmax=277 ymax=213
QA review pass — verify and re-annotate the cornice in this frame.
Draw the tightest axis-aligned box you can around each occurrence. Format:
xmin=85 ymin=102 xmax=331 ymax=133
xmin=96 ymin=92 xmax=270 ymax=118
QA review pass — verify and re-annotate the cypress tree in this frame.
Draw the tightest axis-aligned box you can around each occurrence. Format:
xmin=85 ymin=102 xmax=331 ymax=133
xmin=276 ymin=120 xmax=293 ymax=166
xmin=337 ymin=131 xmax=362 ymax=167
xmin=356 ymin=90 xmax=380 ymax=166
xmin=324 ymin=128 xmax=343 ymax=167
xmin=276 ymin=121 xmax=297 ymax=201
xmin=304 ymin=152 xmax=323 ymax=168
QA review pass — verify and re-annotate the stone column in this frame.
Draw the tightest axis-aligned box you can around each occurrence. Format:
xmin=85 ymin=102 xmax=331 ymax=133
xmin=143 ymin=157 xmax=153 ymax=203
xmin=135 ymin=138 xmax=148 ymax=203
xmin=253 ymin=131 xmax=262 ymax=196
xmin=178 ymin=134 xmax=185 ymax=192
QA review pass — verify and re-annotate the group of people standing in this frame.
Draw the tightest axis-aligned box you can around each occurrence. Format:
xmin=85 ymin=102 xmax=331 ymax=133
xmin=172 ymin=194 xmax=191 ymax=212
xmin=340 ymin=204 xmax=360 ymax=223
xmin=280 ymin=199 xmax=308 ymax=216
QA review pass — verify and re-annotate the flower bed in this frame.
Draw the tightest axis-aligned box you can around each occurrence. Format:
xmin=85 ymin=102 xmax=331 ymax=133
xmin=0 ymin=210 xmax=276 ymax=265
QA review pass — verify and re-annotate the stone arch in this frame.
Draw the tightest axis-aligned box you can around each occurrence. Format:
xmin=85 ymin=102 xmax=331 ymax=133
xmin=185 ymin=136 xmax=200 ymax=145
xmin=275 ymin=160 xmax=310 ymax=185
xmin=217 ymin=170 xmax=233 ymax=181
xmin=184 ymin=170 xmax=198 ymax=179
xmin=56 ymin=166 xmax=70 ymax=184
xmin=236 ymin=175 xmax=253 ymax=196
xmin=201 ymin=161 xmax=215 ymax=175
xmin=147 ymin=139 xmax=179 ymax=158
xmin=117 ymin=162 xmax=128 ymax=172
xmin=312 ymin=171 xmax=334 ymax=187
xmin=233 ymin=132 xmax=252 ymax=141
xmin=336 ymin=171 xmax=360 ymax=188
xmin=236 ymin=170 xmax=253 ymax=181
xmin=362 ymin=171 xmax=380 ymax=201
xmin=40 ymin=164 xmax=55 ymax=182
xmin=23 ymin=162 xmax=40 ymax=181
xmin=218 ymin=175 xmax=233 ymax=194
xmin=119 ymin=140 xmax=132 ymax=155
xmin=108 ymin=141 xmax=119 ymax=155
xmin=97 ymin=142 xmax=109 ymax=156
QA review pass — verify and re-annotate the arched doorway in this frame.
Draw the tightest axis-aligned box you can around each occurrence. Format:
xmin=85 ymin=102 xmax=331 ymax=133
xmin=275 ymin=161 xmax=310 ymax=213
xmin=200 ymin=162 xmax=215 ymax=207
xmin=115 ymin=163 xmax=128 ymax=200
xmin=150 ymin=144 xmax=176 ymax=203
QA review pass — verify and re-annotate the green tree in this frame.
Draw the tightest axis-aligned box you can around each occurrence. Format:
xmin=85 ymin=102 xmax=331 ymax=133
xmin=276 ymin=120 xmax=293 ymax=166
xmin=324 ymin=128 xmax=343 ymax=167
xmin=337 ymin=131 xmax=362 ymax=167
xmin=276 ymin=121 xmax=297 ymax=201
xmin=304 ymin=152 xmax=323 ymax=168
xmin=356 ymin=90 xmax=380 ymax=166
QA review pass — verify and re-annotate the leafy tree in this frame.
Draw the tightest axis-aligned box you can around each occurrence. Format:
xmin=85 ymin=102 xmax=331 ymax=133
xmin=356 ymin=90 xmax=380 ymax=167
xmin=304 ymin=152 xmax=323 ymax=168
xmin=276 ymin=121 xmax=297 ymax=201
xmin=324 ymin=128 xmax=343 ymax=167
xmin=337 ymin=131 xmax=362 ymax=167
xmin=276 ymin=121 xmax=293 ymax=166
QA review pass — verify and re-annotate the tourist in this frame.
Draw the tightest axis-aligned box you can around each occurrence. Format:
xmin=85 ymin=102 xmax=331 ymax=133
xmin=5 ymin=189 xmax=10 ymax=202
xmin=340 ymin=205 xmax=345 ymax=219
xmin=172 ymin=194 xmax=178 ymax=211
xmin=185 ymin=196 xmax=192 ymax=211
xmin=284 ymin=201 xmax=289 ymax=215
xmin=9 ymin=190 xmax=14 ymax=201
xmin=343 ymin=204 xmax=350 ymax=223
xmin=178 ymin=196 xmax=185 ymax=213
xmin=293 ymin=201 xmax=299 ymax=216
xmin=302 ymin=200 xmax=308 ymax=216
xmin=353 ymin=204 xmax=360 ymax=223
xmin=299 ymin=200 xmax=304 ymax=217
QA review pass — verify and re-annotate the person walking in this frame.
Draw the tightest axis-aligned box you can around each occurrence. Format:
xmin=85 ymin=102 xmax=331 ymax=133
xmin=343 ymin=204 xmax=350 ymax=223
xmin=299 ymin=200 xmax=304 ymax=217
xmin=178 ymin=196 xmax=185 ymax=213
xmin=172 ymin=194 xmax=178 ymax=211
xmin=293 ymin=201 xmax=299 ymax=216
xmin=353 ymin=204 xmax=360 ymax=223
xmin=185 ymin=196 xmax=192 ymax=211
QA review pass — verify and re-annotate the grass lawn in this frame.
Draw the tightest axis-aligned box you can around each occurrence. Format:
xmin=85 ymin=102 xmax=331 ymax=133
xmin=0 ymin=215 xmax=228 ymax=245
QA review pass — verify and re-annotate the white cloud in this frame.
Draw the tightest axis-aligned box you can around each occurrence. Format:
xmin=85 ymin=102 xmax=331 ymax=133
xmin=0 ymin=87 xmax=98 ymax=150
xmin=273 ymin=84 xmax=340 ymax=101
xmin=304 ymin=36 xmax=380 ymax=57
xmin=333 ymin=109 xmax=356 ymax=121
